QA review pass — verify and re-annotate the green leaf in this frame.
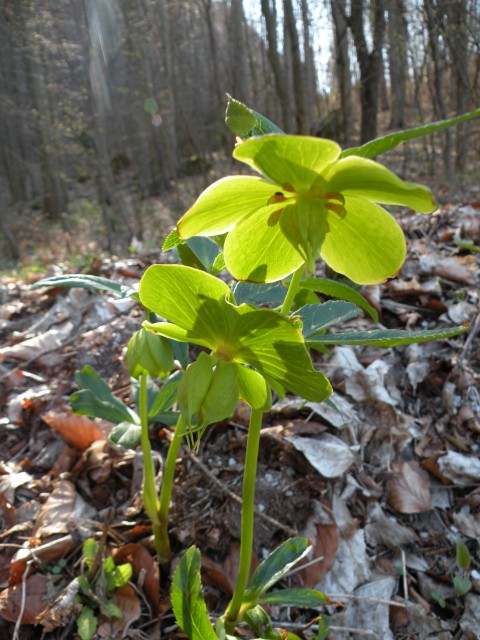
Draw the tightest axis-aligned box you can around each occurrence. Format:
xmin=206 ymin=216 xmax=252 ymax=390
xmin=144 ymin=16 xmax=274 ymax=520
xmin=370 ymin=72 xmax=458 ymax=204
xmin=307 ymin=325 xmax=468 ymax=348
xmin=108 ymin=563 xmax=133 ymax=590
xmin=300 ymin=278 xmax=378 ymax=323
xmin=259 ymin=587 xmax=328 ymax=608
xmin=71 ymin=366 xmax=138 ymax=424
xmin=453 ymin=236 xmax=480 ymax=253
xmin=126 ymin=328 xmax=175 ymax=379
xmin=296 ymin=302 xmax=362 ymax=338
xmin=101 ymin=600 xmax=123 ymax=619
xmin=82 ymin=538 xmax=98 ymax=573
xmin=453 ymin=574 xmax=472 ymax=597
xmin=232 ymin=281 xmax=288 ymax=307
xmin=431 ymin=590 xmax=446 ymax=609
xmin=313 ymin=615 xmax=331 ymax=640
xmin=163 ymin=228 xmax=183 ymax=251
xmin=242 ymin=605 xmax=283 ymax=639
xmin=109 ymin=421 xmax=142 ymax=449
xmin=341 ymin=107 xmax=480 ymax=159
xmin=148 ymin=371 xmax=182 ymax=419
xmin=171 ymin=547 xmax=217 ymax=640
xmin=245 ymin=537 xmax=311 ymax=600
xmin=456 ymin=538 xmax=471 ymax=570
xmin=77 ymin=606 xmax=98 ymax=640
xmin=186 ymin=237 xmax=221 ymax=272
xmin=225 ymin=95 xmax=284 ymax=138
xmin=31 ymin=274 xmax=135 ymax=298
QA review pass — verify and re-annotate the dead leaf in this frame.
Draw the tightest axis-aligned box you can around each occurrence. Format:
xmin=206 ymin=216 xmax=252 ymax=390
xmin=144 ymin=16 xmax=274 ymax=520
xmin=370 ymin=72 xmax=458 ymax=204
xmin=365 ymin=503 xmax=417 ymax=548
xmin=437 ymin=451 xmax=480 ymax=485
xmin=286 ymin=433 xmax=357 ymax=478
xmin=113 ymin=543 xmax=160 ymax=613
xmin=37 ymin=577 xmax=82 ymax=631
xmin=0 ymin=573 xmax=53 ymax=624
xmin=43 ymin=410 xmax=104 ymax=450
xmin=299 ymin=501 xmax=338 ymax=586
xmin=387 ymin=461 xmax=432 ymax=513
xmin=97 ymin=583 xmax=141 ymax=638
xmin=0 ymin=321 xmax=75 ymax=364
xmin=32 ymin=479 xmax=97 ymax=538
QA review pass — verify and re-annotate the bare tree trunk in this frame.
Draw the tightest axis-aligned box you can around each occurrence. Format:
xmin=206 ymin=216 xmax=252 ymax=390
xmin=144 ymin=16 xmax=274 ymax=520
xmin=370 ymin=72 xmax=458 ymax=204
xmin=261 ymin=0 xmax=290 ymax=131
xmin=387 ymin=0 xmax=408 ymax=129
xmin=348 ymin=0 xmax=386 ymax=143
xmin=300 ymin=0 xmax=317 ymax=130
xmin=284 ymin=0 xmax=308 ymax=133
xmin=229 ymin=0 xmax=249 ymax=102
xmin=330 ymin=0 xmax=353 ymax=144
xmin=423 ymin=0 xmax=451 ymax=176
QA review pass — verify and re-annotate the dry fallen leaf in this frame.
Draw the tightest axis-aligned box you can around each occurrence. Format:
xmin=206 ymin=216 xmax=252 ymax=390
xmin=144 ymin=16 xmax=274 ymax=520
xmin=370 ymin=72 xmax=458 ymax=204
xmin=43 ymin=410 xmax=104 ymax=450
xmin=97 ymin=583 xmax=141 ymax=638
xmin=286 ymin=433 xmax=357 ymax=478
xmin=387 ymin=460 xmax=432 ymax=514
xmin=0 ymin=573 xmax=53 ymax=624
xmin=299 ymin=501 xmax=338 ymax=587
xmin=113 ymin=543 xmax=160 ymax=613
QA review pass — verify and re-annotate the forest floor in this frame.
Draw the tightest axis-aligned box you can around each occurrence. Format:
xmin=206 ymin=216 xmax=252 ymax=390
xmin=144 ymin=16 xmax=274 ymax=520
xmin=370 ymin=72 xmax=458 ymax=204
xmin=0 ymin=157 xmax=479 ymax=639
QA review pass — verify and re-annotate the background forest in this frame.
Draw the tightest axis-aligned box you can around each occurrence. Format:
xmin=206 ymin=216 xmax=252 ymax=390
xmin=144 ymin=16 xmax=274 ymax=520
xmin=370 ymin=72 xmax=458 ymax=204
xmin=0 ymin=0 xmax=479 ymax=267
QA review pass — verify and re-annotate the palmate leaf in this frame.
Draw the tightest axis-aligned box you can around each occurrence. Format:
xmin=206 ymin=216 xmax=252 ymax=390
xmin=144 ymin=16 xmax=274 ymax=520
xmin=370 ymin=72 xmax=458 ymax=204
xmin=296 ymin=301 xmax=362 ymax=338
xmin=31 ymin=274 xmax=136 ymax=298
xmin=171 ymin=547 xmax=217 ymax=640
xmin=307 ymin=325 xmax=467 ymax=348
xmin=341 ymin=107 xmax=480 ymax=159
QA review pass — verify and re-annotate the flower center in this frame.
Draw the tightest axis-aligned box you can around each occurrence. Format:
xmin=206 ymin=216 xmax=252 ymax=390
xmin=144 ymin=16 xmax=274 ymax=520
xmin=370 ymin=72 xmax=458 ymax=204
xmin=308 ymin=185 xmax=346 ymax=219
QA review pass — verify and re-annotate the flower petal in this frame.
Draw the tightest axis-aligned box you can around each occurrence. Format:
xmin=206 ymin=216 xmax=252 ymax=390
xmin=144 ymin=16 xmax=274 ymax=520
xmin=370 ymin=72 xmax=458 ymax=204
xmin=224 ymin=204 xmax=305 ymax=282
xmin=280 ymin=196 xmax=328 ymax=272
xmin=324 ymin=156 xmax=437 ymax=213
xmin=177 ymin=176 xmax=280 ymax=238
xmin=233 ymin=135 xmax=341 ymax=192
xmin=320 ymin=196 xmax=407 ymax=285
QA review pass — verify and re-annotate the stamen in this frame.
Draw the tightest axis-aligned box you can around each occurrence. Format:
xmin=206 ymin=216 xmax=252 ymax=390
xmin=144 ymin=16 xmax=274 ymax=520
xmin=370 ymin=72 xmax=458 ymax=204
xmin=324 ymin=191 xmax=345 ymax=205
xmin=268 ymin=192 xmax=287 ymax=205
xmin=325 ymin=202 xmax=346 ymax=218
xmin=267 ymin=209 xmax=284 ymax=225
xmin=282 ymin=182 xmax=296 ymax=192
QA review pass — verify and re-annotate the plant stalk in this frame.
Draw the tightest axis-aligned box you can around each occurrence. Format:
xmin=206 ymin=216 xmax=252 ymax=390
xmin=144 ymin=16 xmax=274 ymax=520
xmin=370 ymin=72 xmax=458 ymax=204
xmin=139 ymin=373 xmax=161 ymax=529
xmin=224 ymin=408 xmax=263 ymax=627
xmin=156 ymin=415 xmax=185 ymax=564
xmin=280 ymin=265 xmax=304 ymax=315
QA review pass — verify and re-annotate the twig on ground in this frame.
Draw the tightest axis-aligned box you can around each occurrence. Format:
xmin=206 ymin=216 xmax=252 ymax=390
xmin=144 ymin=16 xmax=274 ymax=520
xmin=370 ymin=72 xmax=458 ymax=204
xmin=185 ymin=449 xmax=298 ymax=537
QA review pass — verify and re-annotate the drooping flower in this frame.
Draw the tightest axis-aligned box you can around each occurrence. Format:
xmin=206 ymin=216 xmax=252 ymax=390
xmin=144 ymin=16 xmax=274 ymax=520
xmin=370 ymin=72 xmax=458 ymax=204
xmin=177 ymin=135 xmax=437 ymax=285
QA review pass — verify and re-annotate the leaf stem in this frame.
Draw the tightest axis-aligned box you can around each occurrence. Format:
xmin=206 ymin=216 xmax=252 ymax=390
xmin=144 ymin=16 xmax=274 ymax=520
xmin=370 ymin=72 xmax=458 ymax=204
xmin=156 ymin=415 xmax=185 ymax=564
xmin=224 ymin=408 xmax=263 ymax=627
xmin=139 ymin=373 xmax=160 ymax=528
xmin=280 ymin=265 xmax=304 ymax=315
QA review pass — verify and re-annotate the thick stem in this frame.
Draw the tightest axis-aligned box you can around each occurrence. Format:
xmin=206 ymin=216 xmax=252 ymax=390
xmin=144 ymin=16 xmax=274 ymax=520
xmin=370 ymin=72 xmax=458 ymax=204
xmin=156 ymin=415 xmax=184 ymax=564
xmin=280 ymin=265 xmax=304 ymax=315
xmin=224 ymin=408 xmax=263 ymax=627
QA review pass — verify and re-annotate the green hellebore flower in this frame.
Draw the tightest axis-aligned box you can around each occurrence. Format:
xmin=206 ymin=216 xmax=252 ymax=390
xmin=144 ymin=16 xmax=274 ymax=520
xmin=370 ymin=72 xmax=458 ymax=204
xmin=139 ymin=264 xmax=331 ymax=405
xmin=177 ymin=135 xmax=437 ymax=285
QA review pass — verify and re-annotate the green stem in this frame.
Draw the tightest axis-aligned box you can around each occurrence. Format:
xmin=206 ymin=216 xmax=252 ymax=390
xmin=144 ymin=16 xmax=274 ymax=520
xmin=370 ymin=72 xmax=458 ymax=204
xmin=156 ymin=415 xmax=185 ymax=564
xmin=139 ymin=373 xmax=160 ymax=527
xmin=280 ymin=265 xmax=304 ymax=315
xmin=224 ymin=408 xmax=263 ymax=627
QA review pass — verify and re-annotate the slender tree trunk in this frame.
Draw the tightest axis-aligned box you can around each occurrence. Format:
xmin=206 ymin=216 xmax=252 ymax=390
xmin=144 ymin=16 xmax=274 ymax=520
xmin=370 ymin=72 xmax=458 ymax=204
xmin=284 ymin=0 xmax=308 ymax=133
xmin=300 ymin=0 xmax=317 ymax=131
xmin=348 ymin=0 xmax=386 ymax=143
xmin=331 ymin=0 xmax=353 ymax=144
xmin=387 ymin=0 xmax=408 ymax=129
xmin=229 ymin=0 xmax=248 ymax=102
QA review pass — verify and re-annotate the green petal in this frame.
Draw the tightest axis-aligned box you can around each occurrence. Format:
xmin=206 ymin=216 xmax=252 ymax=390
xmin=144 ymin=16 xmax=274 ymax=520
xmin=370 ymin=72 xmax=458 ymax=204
xmin=320 ymin=195 xmax=407 ymax=285
xmin=139 ymin=265 xmax=235 ymax=348
xmin=234 ymin=304 xmax=332 ymax=402
xmin=324 ymin=156 xmax=437 ymax=213
xmin=280 ymin=196 xmax=328 ymax=272
xmin=224 ymin=203 xmax=305 ymax=282
xmin=233 ymin=135 xmax=340 ymax=192
xmin=177 ymin=176 xmax=280 ymax=238
xmin=236 ymin=365 xmax=271 ymax=411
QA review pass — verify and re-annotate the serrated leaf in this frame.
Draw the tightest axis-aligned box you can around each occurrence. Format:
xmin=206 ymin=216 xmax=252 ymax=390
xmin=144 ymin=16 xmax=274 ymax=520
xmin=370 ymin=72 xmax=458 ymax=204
xmin=245 ymin=538 xmax=311 ymax=600
xmin=77 ymin=606 xmax=98 ymax=640
xmin=162 ymin=228 xmax=183 ymax=251
xmin=456 ymin=538 xmax=471 ymax=570
xmin=226 ymin=95 xmax=284 ymax=138
xmin=72 ymin=366 xmax=138 ymax=424
xmin=341 ymin=107 xmax=480 ymax=159
xmin=296 ymin=301 xmax=362 ymax=338
xmin=31 ymin=274 xmax=135 ymax=298
xmin=171 ymin=547 xmax=217 ymax=640
xmin=259 ymin=587 xmax=327 ymax=607
xmin=300 ymin=278 xmax=378 ymax=323
xmin=453 ymin=574 xmax=472 ymax=597
xmin=307 ymin=325 xmax=468 ymax=348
